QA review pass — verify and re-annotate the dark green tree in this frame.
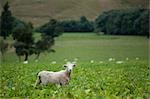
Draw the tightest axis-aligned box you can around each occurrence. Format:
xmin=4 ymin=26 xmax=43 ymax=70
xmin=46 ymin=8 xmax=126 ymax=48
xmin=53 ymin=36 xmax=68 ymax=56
xmin=80 ymin=16 xmax=88 ymax=23
xmin=134 ymin=9 xmax=149 ymax=37
xmin=79 ymin=16 xmax=94 ymax=32
xmin=38 ymin=19 xmax=62 ymax=37
xmin=0 ymin=1 xmax=13 ymax=39
xmin=95 ymin=8 xmax=149 ymax=36
xmin=34 ymin=19 xmax=60 ymax=60
xmin=34 ymin=36 xmax=55 ymax=60
xmin=36 ymin=17 xmax=94 ymax=33
xmin=13 ymin=22 xmax=34 ymax=62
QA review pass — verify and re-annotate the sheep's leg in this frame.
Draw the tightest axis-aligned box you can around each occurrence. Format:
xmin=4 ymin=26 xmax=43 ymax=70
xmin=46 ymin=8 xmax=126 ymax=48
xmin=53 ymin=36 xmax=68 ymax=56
xmin=35 ymin=76 xmax=41 ymax=87
xmin=59 ymin=83 xmax=62 ymax=86
xmin=59 ymin=81 xmax=66 ymax=86
xmin=56 ymin=83 xmax=61 ymax=88
xmin=60 ymin=78 xmax=69 ymax=86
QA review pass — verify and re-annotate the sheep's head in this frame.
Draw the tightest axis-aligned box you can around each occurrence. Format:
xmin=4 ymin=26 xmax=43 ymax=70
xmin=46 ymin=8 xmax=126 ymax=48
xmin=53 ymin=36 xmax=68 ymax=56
xmin=64 ymin=62 xmax=76 ymax=72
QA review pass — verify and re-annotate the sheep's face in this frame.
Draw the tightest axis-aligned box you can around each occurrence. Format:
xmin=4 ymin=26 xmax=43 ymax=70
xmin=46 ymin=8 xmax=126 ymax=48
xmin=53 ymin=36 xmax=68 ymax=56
xmin=64 ymin=62 xmax=76 ymax=72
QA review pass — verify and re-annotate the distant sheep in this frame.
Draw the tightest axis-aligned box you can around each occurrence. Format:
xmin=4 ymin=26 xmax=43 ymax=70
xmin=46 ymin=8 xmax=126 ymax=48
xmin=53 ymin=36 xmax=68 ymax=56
xmin=35 ymin=62 xmax=76 ymax=86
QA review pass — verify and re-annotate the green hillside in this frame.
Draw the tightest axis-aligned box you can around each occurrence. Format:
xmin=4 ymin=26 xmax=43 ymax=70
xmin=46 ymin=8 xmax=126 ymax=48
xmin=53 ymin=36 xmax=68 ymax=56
xmin=0 ymin=0 xmax=149 ymax=26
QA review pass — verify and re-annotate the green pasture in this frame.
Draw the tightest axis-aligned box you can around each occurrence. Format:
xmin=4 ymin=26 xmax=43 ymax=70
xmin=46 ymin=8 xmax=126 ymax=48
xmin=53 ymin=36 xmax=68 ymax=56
xmin=0 ymin=33 xmax=149 ymax=98
xmin=3 ymin=33 xmax=149 ymax=63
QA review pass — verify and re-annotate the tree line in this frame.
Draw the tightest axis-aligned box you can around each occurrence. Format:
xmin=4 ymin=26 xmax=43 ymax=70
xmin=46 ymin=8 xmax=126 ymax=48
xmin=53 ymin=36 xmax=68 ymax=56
xmin=95 ymin=8 xmax=149 ymax=37
xmin=36 ymin=16 xmax=94 ymax=33
xmin=36 ymin=8 xmax=149 ymax=37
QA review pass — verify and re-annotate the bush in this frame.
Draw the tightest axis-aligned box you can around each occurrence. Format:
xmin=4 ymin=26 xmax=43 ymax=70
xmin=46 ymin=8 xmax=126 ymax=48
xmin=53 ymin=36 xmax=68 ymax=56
xmin=0 ymin=2 xmax=14 ymax=39
xmin=36 ymin=16 xmax=94 ymax=33
xmin=95 ymin=8 xmax=149 ymax=37
xmin=13 ymin=22 xmax=34 ymax=61
xmin=36 ymin=19 xmax=63 ymax=37
xmin=59 ymin=16 xmax=94 ymax=32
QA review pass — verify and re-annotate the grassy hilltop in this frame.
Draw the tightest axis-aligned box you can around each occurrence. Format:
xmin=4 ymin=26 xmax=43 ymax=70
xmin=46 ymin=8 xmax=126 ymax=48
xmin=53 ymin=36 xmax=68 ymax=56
xmin=0 ymin=0 xmax=148 ymax=26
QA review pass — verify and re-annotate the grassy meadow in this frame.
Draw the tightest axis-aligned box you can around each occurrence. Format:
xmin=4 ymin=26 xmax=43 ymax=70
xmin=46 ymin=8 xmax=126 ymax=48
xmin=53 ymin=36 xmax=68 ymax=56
xmin=0 ymin=33 xmax=149 ymax=98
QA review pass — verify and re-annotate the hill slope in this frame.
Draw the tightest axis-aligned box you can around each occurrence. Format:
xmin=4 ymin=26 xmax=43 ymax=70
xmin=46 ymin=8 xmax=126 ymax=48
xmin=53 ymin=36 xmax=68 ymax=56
xmin=0 ymin=0 xmax=149 ymax=27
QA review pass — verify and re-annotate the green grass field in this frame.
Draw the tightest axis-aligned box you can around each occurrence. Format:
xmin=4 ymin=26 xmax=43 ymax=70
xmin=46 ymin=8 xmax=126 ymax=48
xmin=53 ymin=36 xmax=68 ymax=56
xmin=0 ymin=33 xmax=149 ymax=98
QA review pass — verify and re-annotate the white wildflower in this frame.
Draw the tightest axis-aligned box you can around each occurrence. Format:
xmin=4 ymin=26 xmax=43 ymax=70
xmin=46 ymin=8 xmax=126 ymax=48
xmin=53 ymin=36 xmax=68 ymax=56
xmin=108 ymin=58 xmax=115 ymax=61
xmin=51 ymin=61 xmax=56 ymax=64
xmin=64 ymin=59 xmax=68 ymax=62
xmin=35 ymin=59 xmax=38 ymax=62
xmin=136 ymin=57 xmax=139 ymax=60
xmin=90 ymin=60 xmax=94 ymax=63
xmin=126 ymin=58 xmax=129 ymax=61
xmin=99 ymin=61 xmax=103 ymax=64
xmin=23 ymin=61 xmax=28 ymax=64
xmin=74 ymin=58 xmax=78 ymax=61
xmin=116 ymin=61 xmax=123 ymax=64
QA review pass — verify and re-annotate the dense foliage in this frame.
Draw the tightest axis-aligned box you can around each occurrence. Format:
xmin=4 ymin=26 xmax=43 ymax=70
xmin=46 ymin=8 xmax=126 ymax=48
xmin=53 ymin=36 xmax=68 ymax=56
xmin=34 ymin=19 xmax=63 ymax=60
xmin=34 ymin=35 xmax=56 ymax=60
xmin=0 ymin=2 xmax=13 ymax=39
xmin=59 ymin=16 xmax=94 ymax=32
xmin=36 ymin=19 xmax=63 ymax=37
xmin=13 ymin=22 xmax=34 ymax=61
xmin=37 ymin=9 xmax=149 ymax=36
xmin=36 ymin=16 xmax=94 ymax=33
xmin=12 ymin=19 xmax=57 ymax=61
xmin=95 ymin=8 xmax=149 ymax=37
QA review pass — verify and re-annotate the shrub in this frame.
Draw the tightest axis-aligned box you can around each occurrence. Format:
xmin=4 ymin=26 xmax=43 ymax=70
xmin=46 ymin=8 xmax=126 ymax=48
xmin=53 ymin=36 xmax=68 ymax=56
xmin=95 ymin=8 xmax=149 ymax=37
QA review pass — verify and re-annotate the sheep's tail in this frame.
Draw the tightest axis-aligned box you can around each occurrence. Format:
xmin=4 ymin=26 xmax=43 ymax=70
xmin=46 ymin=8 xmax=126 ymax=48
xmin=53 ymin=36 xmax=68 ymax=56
xmin=35 ymin=74 xmax=41 ymax=87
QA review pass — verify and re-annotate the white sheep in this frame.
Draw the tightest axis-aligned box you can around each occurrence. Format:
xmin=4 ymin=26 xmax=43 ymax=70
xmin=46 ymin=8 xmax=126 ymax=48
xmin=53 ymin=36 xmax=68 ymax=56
xmin=35 ymin=62 xmax=76 ymax=87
